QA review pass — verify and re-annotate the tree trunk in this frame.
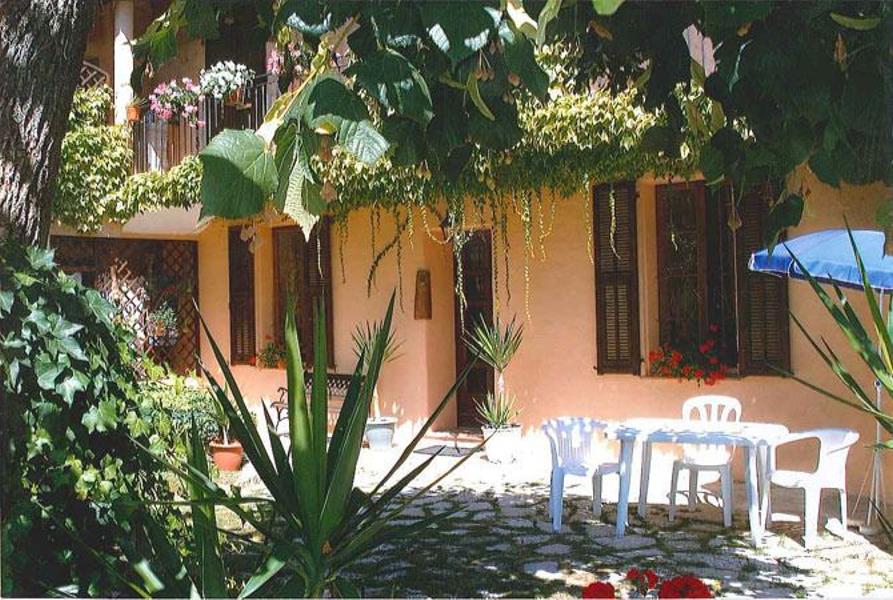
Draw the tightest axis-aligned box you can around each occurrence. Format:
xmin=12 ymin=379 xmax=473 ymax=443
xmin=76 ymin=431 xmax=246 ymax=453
xmin=0 ymin=0 xmax=98 ymax=246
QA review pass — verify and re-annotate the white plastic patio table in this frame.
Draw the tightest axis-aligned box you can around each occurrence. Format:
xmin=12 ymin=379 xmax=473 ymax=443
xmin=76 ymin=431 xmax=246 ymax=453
xmin=608 ymin=418 xmax=789 ymax=546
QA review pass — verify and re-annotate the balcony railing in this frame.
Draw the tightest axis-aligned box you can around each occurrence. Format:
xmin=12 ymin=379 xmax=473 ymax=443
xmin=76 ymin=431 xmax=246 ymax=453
xmin=132 ymin=73 xmax=280 ymax=174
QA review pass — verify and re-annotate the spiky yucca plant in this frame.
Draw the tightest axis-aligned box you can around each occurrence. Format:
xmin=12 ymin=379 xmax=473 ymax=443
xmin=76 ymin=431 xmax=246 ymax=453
xmin=121 ymin=294 xmax=477 ymax=597
xmin=464 ymin=315 xmax=524 ymax=398
xmin=352 ymin=321 xmax=402 ymax=419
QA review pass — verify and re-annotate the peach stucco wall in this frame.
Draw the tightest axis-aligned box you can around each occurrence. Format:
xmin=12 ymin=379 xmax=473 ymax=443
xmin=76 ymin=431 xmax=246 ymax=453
xmin=192 ymin=169 xmax=893 ymax=494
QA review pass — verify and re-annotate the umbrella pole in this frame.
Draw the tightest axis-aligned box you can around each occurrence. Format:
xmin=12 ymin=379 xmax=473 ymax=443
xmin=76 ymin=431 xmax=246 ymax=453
xmin=856 ymin=290 xmax=888 ymax=534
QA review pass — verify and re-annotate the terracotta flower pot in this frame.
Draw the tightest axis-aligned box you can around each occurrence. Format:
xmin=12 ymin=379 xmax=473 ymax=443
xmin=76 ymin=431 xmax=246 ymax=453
xmin=209 ymin=440 xmax=243 ymax=471
xmin=126 ymin=105 xmax=141 ymax=122
xmin=225 ymin=88 xmax=246 ymax=107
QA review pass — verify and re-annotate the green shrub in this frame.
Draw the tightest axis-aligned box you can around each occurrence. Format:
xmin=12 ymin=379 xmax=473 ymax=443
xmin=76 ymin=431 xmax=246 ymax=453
xmin=0 ymin=242 xmax=184 ymax=597
xmin=139 ymin=360 xmax=220 ymax=448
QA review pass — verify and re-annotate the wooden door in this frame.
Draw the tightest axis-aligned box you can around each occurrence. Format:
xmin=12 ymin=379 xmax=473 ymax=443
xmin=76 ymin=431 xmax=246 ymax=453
xmin=454 ymin=230 xmax=494 ymax=428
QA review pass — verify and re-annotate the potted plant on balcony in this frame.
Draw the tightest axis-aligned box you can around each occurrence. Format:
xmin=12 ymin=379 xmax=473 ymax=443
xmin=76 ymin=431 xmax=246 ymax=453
xmin=209 ymin=394 xmax=243 ymax=471
xmin=352 ymin=320 xmax=402 ymax=450
xmin=126 ymin=96 xmax=146 ymax=122
xmin=146 ymin=302 xmax=178 ymax=346
xmin=465 ymin=315 xmax=524 ymax=463
xmin=200 ymin=61 xmax=256 ymax=108
xmin=258 ymin=336 xmax=285 ymax=369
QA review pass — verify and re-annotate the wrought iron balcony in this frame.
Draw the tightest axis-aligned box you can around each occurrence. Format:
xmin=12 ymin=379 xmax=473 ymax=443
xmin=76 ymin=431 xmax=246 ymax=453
xmin=132 ymin=73 xmax=280 ymax=174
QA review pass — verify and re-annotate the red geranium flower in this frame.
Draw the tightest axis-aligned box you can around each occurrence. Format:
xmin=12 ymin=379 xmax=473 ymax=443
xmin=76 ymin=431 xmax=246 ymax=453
xmin=670 ymin=351 xmax=683 ymax=365
xmin=627 ymin=568 xmax=659 ymax=594
xmin=709 ymin=356 xmax=719 ymax=365
xmin=694 ymin=369 xmax=704 ymax=379
xmin=658 ymin=575 xmax=713 ymax=598
xmin=582 ymin=581 xmax=616 ymax=598
xmin=708 ymin=323 xmax=719 ymax=333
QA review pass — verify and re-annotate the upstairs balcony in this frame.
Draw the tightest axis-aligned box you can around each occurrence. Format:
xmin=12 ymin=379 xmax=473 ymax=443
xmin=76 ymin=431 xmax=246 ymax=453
xmin=131 ymin=73 xmax=280 ymax=173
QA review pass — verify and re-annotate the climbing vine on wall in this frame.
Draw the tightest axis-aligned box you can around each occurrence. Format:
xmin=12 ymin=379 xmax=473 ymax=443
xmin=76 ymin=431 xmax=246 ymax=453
xmin=53 ymin=86 xmax=202 ymax=233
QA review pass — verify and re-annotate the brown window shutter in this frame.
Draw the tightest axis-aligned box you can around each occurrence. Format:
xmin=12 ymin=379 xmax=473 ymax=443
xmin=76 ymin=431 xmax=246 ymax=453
xmin=273 ymin=221 xmax=334 ymax=366
xmin=594 ymin=181 xmax=641 ymax=374
xmin=736 ymin=184 xmax=791 ymax=375
xmin=228 ymin=226 xmax=256 ymax=364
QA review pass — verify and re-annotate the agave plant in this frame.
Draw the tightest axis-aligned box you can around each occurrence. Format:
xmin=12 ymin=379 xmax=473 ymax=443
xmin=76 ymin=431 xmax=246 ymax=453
xmin=464 ymin=314 xmax=524 ymax=398
xmin=122 ymin=294 xmax=478 ymax=597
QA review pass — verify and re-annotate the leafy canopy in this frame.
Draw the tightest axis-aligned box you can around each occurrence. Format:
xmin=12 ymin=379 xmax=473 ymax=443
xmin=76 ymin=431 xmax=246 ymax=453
xmin=134 ymin=0 xmax=891 ymax=240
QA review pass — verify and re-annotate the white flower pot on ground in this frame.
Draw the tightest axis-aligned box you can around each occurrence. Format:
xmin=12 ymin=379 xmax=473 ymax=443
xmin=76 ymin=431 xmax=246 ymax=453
xmin=482 ymin=424 xmax=522 ymax=464
xmin=365 ymin=416 xmax=397 ymax=450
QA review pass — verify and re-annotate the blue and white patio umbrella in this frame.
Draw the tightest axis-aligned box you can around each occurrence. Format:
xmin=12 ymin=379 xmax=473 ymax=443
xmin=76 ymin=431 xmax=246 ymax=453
xmin=749 ymin=229 xmax=893 ymax=291
xmin=750 ymin=228 xmax=891 ymax=532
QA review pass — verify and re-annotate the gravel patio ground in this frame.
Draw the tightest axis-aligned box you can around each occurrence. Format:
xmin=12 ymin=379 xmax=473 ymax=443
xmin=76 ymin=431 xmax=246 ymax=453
xmin=228 ymin=436 xmax=893 ymax=598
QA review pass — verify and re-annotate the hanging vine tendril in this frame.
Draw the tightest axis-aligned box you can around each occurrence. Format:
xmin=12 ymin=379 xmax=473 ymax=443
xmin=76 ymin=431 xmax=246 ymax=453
xmin=366 ymin=211 xmax=409 ymax=298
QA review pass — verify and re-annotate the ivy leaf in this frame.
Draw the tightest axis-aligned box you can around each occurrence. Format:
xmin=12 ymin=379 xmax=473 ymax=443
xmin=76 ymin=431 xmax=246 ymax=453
xmin=199 ymin=130 xmax=277 ymax=219
xmin=26 ymin=246 xmax=56 ymax=271
xmin=500 ymin=22 xmax=549 ymax=100
xmin=81 ymin=398 xmax=119 ymax=434
xmin=35 ymin=354 xmax=63 ymax=390
xmin=83 ymin=289 xmax=114 ymax=328
xmin=420 ymin=4 xmax=501 ymax=64
xmin=0 ymin=290 xmax=13 ymax=315
xmin=58 ymin=372 xmax=89 ymax=406
xmin=346 ymin=49 xmax=434 ymax=124
xmin=830 ymin=13 xmax=881 ymax=31
xmin=592 ymin=0 xmax=625 ymax=16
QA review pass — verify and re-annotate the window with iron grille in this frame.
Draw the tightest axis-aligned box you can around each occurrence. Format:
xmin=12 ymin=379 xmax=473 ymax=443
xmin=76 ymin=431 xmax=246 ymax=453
xmin=655 ymin=182 xmax=790 ymax=374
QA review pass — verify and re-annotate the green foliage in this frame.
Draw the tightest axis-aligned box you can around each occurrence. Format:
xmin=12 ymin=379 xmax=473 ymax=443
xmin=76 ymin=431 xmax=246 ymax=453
xmin=476 ymin=392 xmax=521 ymax=429
xmin=352 ymin=319 xmax=402 ymax=373
xmin=464 ymin=315 xmax=524 ymax=374
xmin=55 ymin=124 xmax=133 ymax=232
xmin=139 ymin=360 xmax=219 ymax=447
xmin=782 ymin=226 xmax=893 ymax=437
xmin=121 ymin=294 xmax=479 ymax=596
xmin=69 ymin=84 xmax=113 ymax=128
xmin=0 ymin=242 xmax=184 ymax=597
xmin=135 ymin=0 xmax=890 ymax=241
xmin=258 ymin=339 xmax=286 ymax=368
xmin=55 ymin=83 xmax=203 ymax=233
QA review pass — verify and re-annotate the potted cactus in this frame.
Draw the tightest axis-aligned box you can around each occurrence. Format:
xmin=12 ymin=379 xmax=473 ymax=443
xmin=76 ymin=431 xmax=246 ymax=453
xmin=465 ymin=315 xmax=524 ymax=463
xmin=352 ymin=321 xmax=402 ymax=450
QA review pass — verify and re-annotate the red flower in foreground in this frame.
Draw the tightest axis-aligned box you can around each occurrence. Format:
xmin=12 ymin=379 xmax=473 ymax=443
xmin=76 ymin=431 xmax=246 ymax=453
xmin=582 ymin=581 xmax=616 ymax=598
xmin=626 ymin=568 xmax=659 ymax=594
xmin=658 ymin=575 xmax=713 ymax=598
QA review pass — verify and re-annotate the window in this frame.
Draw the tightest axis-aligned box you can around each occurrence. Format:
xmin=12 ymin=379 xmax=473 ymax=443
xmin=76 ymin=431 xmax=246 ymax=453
xmin=594 ymin=181 xmax=641 ymax=374
xmin=655 ymin=182 xmax=790 ymax=373
xmin=273 ymin=222 xmax=334 ymax=365
xmin=228 ymin=226 xmax=256 ymax=364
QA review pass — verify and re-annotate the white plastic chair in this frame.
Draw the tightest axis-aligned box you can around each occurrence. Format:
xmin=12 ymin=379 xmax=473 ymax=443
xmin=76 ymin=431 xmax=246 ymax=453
xmin=542 ymin=417 xmax=619 ymax=532
xmin=669 ymin=395 xmax=742 ymax=527
xmin=764 ymin=428 xmax=859 ymax=548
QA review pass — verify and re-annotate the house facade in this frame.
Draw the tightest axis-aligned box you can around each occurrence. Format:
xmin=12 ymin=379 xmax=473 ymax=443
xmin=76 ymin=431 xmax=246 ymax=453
xmin=56 ymin=1 xmax=893 ymax=494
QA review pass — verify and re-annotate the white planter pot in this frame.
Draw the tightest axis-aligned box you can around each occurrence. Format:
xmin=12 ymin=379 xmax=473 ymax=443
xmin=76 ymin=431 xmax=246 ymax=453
xmin=365 ymin=416 xmax=397 ymax=451
xmin=481 ymin=424 xmax=521 ymax=464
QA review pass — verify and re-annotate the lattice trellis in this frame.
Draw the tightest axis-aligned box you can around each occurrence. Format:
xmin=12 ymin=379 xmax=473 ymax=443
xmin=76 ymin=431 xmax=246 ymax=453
xmin=52 ymin=236 xmax=200 ymax=374
xmin=79 ymin=61 xmax=110 ymax=89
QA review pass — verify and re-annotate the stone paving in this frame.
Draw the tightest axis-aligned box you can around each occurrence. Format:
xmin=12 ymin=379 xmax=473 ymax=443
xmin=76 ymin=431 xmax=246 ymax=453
xmin=232 ymin=439 xmax=893 ymax=598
